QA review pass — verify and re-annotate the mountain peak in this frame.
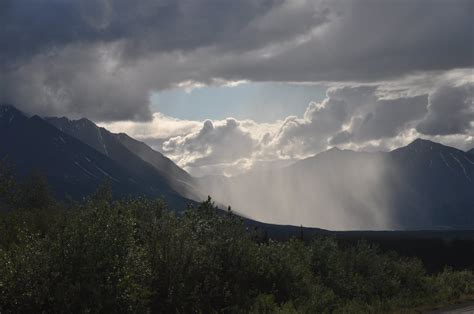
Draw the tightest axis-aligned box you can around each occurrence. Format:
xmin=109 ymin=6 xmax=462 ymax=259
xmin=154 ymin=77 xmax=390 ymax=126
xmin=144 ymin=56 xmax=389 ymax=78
xmin=0 ymin=104 xmax=26 ymax=117
xmin=0 ymin=105 xmax=28 ymax=127
xmin=397 ymin=138 xmax=449 ymax=153
xmin=408 ymin=138 xmax=436 ymax=147
xmin=404 ymin=138 xmax=469 ymax=154
xmin=46 ymin=116 xmax=102 ymax=135
xmin=70 ymin=117 xmax=98 ymax=128
xmin=77 ymin=117 xmax=96 ymax=125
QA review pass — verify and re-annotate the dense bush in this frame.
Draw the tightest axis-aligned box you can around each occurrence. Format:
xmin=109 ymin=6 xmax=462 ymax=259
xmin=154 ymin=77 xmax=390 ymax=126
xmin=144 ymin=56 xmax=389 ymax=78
xmin=0 ymin=176 xmax=473 ymax=312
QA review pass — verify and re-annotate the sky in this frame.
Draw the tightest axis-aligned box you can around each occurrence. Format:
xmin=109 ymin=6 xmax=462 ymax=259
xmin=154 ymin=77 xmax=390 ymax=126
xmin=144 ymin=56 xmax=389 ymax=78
xmin=1 ymin=0 xmax=473 ymax=176
xmin=150 ymin=82 xmax=327 ymax=122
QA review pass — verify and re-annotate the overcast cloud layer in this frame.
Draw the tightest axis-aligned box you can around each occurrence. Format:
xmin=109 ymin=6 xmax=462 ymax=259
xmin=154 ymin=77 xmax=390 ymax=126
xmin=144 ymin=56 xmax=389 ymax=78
xmin=1 ymin=0 xmax=473 ymax=119
xmin=1 ymin=0 xmax=473 ymax=176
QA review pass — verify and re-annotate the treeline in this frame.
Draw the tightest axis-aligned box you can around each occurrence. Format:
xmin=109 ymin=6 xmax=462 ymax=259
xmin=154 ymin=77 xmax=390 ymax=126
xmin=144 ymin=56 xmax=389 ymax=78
xmin=0 ymin=169 xmax=474 ymax=312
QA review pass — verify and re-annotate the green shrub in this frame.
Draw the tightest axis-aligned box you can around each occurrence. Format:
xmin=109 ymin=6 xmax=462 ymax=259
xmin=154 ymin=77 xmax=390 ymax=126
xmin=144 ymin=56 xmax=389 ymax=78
xmin=0 ymin=185 xmax=473 ymax=313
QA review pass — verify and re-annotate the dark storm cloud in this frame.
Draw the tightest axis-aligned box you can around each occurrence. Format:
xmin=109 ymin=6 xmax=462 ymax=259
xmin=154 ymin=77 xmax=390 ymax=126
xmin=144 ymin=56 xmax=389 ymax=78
xmin=0 ymin=0 xmax=330 ymax=120
xmin=1 ymin=0 xmax=325 ymax=65
xmin=417 ymin=83 xmax=474 ymax=136
xmin=217 ymin=0 xmax=474 ymax=82
xmin=0 ymin=0 xmax=472 ymax=121
xmin=0 ymin=44 xmax=154 ymax=121
xmin=339 ymin=95 xmax=429 ymax=143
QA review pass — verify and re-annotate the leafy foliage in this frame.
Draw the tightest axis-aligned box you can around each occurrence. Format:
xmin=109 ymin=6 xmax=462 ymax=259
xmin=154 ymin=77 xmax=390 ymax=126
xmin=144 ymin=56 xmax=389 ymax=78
xmin=0 ymin=175 xmax=473 ymax=313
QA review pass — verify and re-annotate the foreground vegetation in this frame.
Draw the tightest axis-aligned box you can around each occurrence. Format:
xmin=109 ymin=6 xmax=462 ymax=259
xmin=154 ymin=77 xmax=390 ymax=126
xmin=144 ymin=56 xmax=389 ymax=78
xmin=0 ymin=171 xmax=474 ymax=313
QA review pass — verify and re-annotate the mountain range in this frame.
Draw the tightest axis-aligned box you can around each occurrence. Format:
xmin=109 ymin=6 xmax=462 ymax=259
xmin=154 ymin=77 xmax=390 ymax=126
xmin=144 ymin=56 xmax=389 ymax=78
xmin=45 ymin=116 xmax=201 ymax=201
xmin=1 ymin=104 xmax=473 ymax=230
xmin=0 ymin=105 xmax=194 ymax=209
xmin=200 ymin=138 xmax=474 ymax=230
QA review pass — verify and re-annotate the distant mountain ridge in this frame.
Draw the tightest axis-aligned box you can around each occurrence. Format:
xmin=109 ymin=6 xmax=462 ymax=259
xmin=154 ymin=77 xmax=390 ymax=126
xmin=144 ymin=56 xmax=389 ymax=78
xmin=0 ymin=105 xmax=193 ymax=209
xmin=2 ymin=104 xmax=474 ymax=230
xmin=46 ymin=116 xmax=201 ymax=200
xmin=200 ymin=138 xmax=474 ymax=230
xmin=387 ymin=139 xmax=474 ymax=228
